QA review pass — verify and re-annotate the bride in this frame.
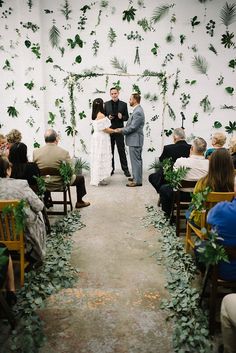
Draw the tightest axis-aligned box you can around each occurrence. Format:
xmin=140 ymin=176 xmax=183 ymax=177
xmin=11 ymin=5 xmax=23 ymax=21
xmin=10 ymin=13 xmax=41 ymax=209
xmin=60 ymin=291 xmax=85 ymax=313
xmin=90 ymin=98 xmax=114 ymax=186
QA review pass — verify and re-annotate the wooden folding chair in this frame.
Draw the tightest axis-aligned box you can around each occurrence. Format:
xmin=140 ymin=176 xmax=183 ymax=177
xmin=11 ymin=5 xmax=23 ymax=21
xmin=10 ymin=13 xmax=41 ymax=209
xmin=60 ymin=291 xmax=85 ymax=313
xmin=199 ymin=245 xmax=236 ymax=334
xmin=40 ymin=167 xmax=73 ymax=216
xmin=0 ymin=200 xmax=29 ymax=287
xmin=171 ymin=180 xmax=197 ymax=236
xmin=185 ymin=191 xmax=235 ymax=252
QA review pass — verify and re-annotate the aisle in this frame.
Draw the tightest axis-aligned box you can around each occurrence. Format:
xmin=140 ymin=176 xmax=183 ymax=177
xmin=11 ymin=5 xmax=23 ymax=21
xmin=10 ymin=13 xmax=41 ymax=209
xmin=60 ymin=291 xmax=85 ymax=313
xmin=39 ymin=171 xmax=173 ymax=353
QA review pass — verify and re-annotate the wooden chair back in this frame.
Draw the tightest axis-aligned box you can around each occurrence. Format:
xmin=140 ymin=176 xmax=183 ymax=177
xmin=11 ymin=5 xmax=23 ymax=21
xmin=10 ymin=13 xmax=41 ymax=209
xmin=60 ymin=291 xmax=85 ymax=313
xmin=171 ymin=180 xmax=197 ymax=236
xmin=39 ymin=167 xmax=73 ymax=215
xmin=185 ymin=191 xmax=235 ymax=251
xmin=0 ymin=200 xmax=29 ymax=286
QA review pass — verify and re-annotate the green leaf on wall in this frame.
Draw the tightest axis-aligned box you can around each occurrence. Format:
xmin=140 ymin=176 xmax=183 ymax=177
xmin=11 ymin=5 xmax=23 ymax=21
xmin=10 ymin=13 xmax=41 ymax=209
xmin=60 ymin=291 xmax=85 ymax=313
xmin=151 ymin=4 xmax=175 ymax=23
xmin=225 ymin=86 xmax=234 ymax=95
xmin=192 ymin=55 xmax=208 ymax=75
xmin=7 ymin=106 xmax=19 ymax=117
xmin=122 ymin=6 xmax=137 ymax=22
xmin=221 ymin=31 xmax=235 ymax=48
xmin=75 ymin=55 xmax=82 ymax=64
xmin=49 ymin=21 xmax=60 ymax=48
xmin=213 ymin=121 xmax=222 ymax=129
xmin=225 ymin=121 xmax=236 ymax=133
xmin=220 ymin=2 xmax=236 ymax=29
xmin=110 ymin=57 xmax=127 ymax=73
xmin=60 ymin=0 xmax=72 ymax=20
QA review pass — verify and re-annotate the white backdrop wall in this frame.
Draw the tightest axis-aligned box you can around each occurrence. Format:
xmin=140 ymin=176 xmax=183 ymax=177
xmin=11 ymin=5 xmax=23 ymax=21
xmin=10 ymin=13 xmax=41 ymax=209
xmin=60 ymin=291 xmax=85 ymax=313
xmin=0 ymin=0 xmax=236 ymax=169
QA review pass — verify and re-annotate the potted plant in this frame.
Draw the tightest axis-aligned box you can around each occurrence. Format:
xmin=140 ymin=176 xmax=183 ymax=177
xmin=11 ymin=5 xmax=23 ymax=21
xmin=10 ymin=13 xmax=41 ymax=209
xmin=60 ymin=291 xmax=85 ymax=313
xmin=148 ymin=158 xmax=160 ymax=172
xmin=73 ymin=157 xmax=90 ymax=175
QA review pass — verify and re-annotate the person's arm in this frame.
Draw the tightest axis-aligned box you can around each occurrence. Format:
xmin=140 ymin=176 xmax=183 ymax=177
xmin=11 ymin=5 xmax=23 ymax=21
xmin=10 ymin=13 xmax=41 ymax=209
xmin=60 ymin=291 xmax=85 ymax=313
xmin=118 ymin=102 xmax=129 ymax=121
xmin=122 ymin=110 xmax=143 ymax=135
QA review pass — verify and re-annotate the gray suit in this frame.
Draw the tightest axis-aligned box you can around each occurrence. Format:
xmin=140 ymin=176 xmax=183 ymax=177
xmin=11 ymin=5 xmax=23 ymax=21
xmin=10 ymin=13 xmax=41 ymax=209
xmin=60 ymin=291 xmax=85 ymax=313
xmin=122 ymin=105 xmax=145 ymax=184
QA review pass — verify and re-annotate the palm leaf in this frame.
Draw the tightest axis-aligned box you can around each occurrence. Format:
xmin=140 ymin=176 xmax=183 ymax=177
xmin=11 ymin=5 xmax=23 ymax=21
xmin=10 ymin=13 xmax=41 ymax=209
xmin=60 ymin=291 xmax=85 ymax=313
xmin=151 ymin=4 xmax=175 ymax=23
xmin=192 ymin=55 xmax=208 ymax=75
xmin=220 ymin=2 xmax=236 ymax=28
xmin=110 ymin=57 xmax=127 ymax=73
xmin=49 ymin=22 xmax=60 ymax=48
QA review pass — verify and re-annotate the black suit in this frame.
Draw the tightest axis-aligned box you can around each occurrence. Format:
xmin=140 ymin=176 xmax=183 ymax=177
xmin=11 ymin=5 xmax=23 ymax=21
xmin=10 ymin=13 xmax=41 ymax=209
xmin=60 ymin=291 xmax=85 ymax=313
xmin=104 ymin=99 xmax=130 ymax=174
xmin=149 ymin=140 xmax=191 ymax=193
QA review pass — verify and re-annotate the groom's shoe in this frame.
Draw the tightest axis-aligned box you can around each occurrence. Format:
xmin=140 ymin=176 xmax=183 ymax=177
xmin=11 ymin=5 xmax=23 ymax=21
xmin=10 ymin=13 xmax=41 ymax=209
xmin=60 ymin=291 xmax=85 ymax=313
xmin=126 ymin=182 xmax=142 ymax=187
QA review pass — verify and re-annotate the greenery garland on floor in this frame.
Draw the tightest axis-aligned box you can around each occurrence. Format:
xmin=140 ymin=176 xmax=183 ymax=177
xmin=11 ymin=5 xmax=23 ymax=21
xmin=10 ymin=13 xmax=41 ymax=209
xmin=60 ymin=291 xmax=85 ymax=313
xmin=144 ymin=205 xmax=212 ymax=353
xmin=6 ymin=211 xmax=85 ymax=353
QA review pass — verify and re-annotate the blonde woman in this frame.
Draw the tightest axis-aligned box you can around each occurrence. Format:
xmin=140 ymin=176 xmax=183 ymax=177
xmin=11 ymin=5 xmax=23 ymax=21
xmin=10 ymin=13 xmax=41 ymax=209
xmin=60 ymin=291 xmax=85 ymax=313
xmin=205 ymin=132 xmax=226 ymax=159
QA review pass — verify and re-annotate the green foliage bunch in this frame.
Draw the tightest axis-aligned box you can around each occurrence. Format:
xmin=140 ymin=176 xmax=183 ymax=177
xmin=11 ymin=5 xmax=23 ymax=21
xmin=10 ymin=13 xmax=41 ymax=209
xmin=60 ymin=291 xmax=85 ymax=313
xmin=8 ymin=211 xmax=85 ymax=353
xmin=2 ymin=199 xmax=27 ymax=234
xmin=189 ymin=186 xmax=211 ymax=212
xmin=144 ymin=206 xmax=212 ymax=353
xmin=59 ymin=161 xmax=74 ymax=185
xmin=73 ymin=157 xmax=90 ymax=175
xmin=196 ymin=228 xmax=229 ymax=267
xmin=162 ymin=158 xmax=190 ymax=190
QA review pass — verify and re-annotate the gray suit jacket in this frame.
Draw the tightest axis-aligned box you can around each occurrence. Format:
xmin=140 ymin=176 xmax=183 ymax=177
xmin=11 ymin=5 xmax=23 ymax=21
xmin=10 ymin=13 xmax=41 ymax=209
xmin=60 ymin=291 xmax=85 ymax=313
xmin=122 ymin=105 xmax=145 ymax=147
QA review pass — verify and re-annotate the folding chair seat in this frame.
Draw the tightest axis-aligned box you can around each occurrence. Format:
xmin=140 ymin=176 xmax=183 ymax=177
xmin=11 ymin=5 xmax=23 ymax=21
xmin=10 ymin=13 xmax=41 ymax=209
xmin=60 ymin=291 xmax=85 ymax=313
xmin=0 ymin=200 xmax=29 ymax=287
xmin=40 ymin=167 xmax=73 ymax=216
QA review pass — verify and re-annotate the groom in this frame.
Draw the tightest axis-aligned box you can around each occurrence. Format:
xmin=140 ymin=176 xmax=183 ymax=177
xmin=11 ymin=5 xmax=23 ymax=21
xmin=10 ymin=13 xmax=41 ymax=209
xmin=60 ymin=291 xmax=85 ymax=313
xmin=114 ymin=93 xmax=145 ymax=187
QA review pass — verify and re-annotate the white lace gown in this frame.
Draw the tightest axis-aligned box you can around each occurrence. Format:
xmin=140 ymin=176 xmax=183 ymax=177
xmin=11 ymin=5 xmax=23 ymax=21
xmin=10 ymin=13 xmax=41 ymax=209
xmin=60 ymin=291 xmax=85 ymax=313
xmin=90 ymin=117 xmax=112 ymax=186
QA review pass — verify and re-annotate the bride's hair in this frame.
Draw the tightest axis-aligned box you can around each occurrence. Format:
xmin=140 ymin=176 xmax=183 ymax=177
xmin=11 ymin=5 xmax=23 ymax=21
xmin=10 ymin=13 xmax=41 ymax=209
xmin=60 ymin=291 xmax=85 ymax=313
xmin=92 ymin=98 xmax=105 ymax=120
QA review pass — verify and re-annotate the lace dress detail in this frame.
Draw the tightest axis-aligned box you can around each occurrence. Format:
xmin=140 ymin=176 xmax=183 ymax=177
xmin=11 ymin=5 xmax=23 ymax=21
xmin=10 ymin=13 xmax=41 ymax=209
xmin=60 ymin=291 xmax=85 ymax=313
xmin=90 ymin=117 xmax=112 ymax=186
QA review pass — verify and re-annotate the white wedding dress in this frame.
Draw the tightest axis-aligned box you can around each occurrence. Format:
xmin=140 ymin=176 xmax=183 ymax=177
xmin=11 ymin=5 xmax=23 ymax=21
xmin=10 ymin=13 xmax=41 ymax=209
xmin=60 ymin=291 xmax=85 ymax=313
xmin=90 ymin=116 xmax=112 ymax=186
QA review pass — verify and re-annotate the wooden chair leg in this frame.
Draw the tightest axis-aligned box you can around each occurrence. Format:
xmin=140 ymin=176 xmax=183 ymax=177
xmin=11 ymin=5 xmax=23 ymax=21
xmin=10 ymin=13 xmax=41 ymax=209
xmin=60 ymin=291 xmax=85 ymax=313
xmin=20 ymin=246 xmax=25 ymax=287
xmin=185 ymin=223 xmax=191 ymax=252
xmin=209 ymin=268 xmax=218 ymax=335
xmin=63 ymin=190 xmax=67 ymax=215
xmin=68 ymin=187 xmax=73 ymax=211
xmin=199 ymin=266 xmax=211 ymax=306
xmin=0 ymin=292 xmax=16 ymax=328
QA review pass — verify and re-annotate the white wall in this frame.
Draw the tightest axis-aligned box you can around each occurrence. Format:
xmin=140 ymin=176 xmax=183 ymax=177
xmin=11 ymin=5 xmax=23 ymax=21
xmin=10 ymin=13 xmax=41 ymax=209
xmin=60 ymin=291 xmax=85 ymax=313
xmin=0 ymin=0 xmax=235 ymax=169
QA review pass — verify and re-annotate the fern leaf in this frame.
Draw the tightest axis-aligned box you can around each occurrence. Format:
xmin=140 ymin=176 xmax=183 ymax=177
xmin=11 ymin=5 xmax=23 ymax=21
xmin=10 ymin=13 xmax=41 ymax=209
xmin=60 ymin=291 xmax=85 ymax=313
xmin=192 ymin=55 xmax=208 ymax=75
xmin=220 ymin=2 xmax=236 ymax=28
xmin=49 ymin=22 xmax=60 ymax=48
xmin=151 ymin=4 xmax=175 ymax=23
xmin=110 ymin=57 xmax=127 ymax=73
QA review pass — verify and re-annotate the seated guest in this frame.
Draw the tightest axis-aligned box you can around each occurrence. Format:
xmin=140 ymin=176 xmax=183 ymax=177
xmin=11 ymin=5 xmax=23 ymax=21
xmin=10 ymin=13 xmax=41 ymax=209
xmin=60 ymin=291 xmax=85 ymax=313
xmin=159 ymin=137 xmax=209 ymax=217
xmin=207 ymin=181 xmax=236 ymax=281
xmin=149 ymin=128 xmax=191 ymax=193
xmin=33 ymin=129 xmax=90 ymax=208
xmin=0 ymin=243 xmax=17 ymax=306
xmin=220 ymin=294 xmax=236 ymax=353
xmin=190 ymin=148 xmax=235 ymax=226
xmin=6 ymin=129 xmax=22 ymax=148
xmin=228 ymin=136 xmax=236 ymax=169
xmin=0 ymin=157 xmax=46 ymax=262
xmin=0 ymin=134 xmax=9 ymax=157
xmin=205 ymin=132 xmax=226 ymax=159
xmin=8 ymin=142 xmax=40 ymax=189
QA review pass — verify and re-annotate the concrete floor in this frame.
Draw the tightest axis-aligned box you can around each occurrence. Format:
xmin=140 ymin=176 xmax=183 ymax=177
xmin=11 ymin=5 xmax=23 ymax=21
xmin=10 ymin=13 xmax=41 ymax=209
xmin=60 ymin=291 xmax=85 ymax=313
xmin=39 ymin=171 xmax=173 ymax=353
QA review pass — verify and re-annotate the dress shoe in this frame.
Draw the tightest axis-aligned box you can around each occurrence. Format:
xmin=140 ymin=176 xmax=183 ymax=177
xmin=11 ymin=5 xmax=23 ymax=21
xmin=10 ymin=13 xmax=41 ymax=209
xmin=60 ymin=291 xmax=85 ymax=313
xmin=128 ymin=177 xmax=134 ymax=182
xmin=126 ymin=182 xmax=142 ymax=187
xmin=75 ymin=201 xmax=90 ymax=208
xmin=99 ymin=180 xmax=108 ymax=185
xmin=111 ymin=170 xmax=114 ymax=176
xmin=124 ymin=171 xmax=131 ymax=177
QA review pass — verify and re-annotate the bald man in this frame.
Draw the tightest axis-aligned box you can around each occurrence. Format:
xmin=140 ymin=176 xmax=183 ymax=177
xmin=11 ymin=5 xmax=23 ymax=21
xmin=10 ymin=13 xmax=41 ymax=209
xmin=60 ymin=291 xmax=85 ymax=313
xmin=33 ymin=129 xmax=90 ymax=208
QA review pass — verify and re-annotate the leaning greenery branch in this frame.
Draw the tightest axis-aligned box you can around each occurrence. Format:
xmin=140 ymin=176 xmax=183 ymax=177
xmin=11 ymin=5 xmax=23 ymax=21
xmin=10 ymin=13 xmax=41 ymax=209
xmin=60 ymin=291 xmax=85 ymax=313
xmin=161 ymin=158 xmax=190 ymax=190
xmin=144 ymin=206 xmax=212 ymax=353
xmin=7 ymin=211 xmax=85 ymax=353
xmin=59 ymin=161 xmax=74 ymax=185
